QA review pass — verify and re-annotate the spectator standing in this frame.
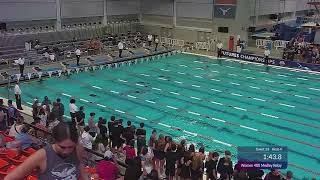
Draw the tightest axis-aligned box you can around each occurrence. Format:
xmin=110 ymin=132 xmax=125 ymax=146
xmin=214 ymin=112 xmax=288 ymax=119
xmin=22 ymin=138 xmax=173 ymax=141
xmin=97 ymin=118 xmax=108 ymax=146
xmin=205 ymin=152 xmax=219 ymax=180
xmin=191 ymin=147 xmax=205 ymax=180
xmin=148 ymin=34 xmax=153 ymax=46
xmin=118 ymin=41 xmax=124 ymax=58
xmin=56 ymin=98 xmax=64 ymax=121
xmin=123 ymin=120 xmax=135 ymax=143
xmin=87 ymin=112 xmax=96 ymax=133
xmin=264 ymin=169 xmax=282 ymax=180
xmin=69 ymin=99 xmax=78 ymax=125
xmin=76 ymin=106 xmax=85 ymax=135
xmin=217 ymin=150 xmax=234 ymax=180
xmin=75 ymin=48 xmax=81 ymax=66
xmin=123 ymin=139 xmax=136 ymax=164
xmin=81 ymin=126 xmax=97 ymax=150
xmin=217 ymin=41 xmax=223 ymax=58
xmin=14 ymin=83 xmax=23 ymax=110
xmin=7 ymin=100 xmax=18 ymax=127
xmin=155 ymin=37 xmax=159 ymax=51
xmin=264 ymin=47 xmax=271 ymax=65
xmin=16 ymin=57 xmax=25 ymax=77
xmin=136 ymin=122 xmax=146 ymax=154
xmin=165 ymin=143 xmax=178 ymax=180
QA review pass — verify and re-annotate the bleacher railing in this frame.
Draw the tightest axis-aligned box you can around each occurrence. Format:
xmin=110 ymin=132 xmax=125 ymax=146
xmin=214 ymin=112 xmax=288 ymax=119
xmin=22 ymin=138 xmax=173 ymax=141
xmin=255 ymin=39 xmax=289 ymax=50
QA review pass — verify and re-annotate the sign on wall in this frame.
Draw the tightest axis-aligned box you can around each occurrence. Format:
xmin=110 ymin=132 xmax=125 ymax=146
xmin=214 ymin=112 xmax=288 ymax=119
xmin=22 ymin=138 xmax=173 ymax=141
xmin=214 ymin=5 xmax=236 ymax=19
xmin=214 ymin=0 xmax=237 ymax=19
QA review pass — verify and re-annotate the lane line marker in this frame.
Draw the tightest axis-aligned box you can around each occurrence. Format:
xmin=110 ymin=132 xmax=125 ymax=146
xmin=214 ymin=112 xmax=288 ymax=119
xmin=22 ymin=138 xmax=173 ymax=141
xmin=242 ymin=69 xmax=251 ymax=71
xmin=253 ymin=97 xmax=266 ymax=102
xmin=92 ymin=86 xmax=102 ymax=89
xmin=80 ymin=98 xmax=89 ymax=103
xmin=127 ymin=95 xmax=137 ymax=99
xmin=118 ymin=79 xmax=128 ymax=83
xmin=230 ymin=82 xmax=240 ymax=86
xmin=145 ymin=100 xmax=156 ymax=104
xmin=63 ymin=115 xmax=71 ymax=119
xmin=97 ymin=104 xmax=106 ymax=108
xmin=211 ymin=78 xmax=221 ymax=82
xmin=228 ymin=73 xmax=238 ymax=76
xmin=166 ymin=105 xmax=178 ymax=110
xmin=178 ymin=72 xmax=186 ymax=75
xmin=115 ymin=109 xmax=125 ymax=114
xmin=136 ymin=116 xmax=148 ymax=121
xmin=211 ymin=101 xmax=223 ymax=106
xmin=309 ymin=87 xmax=320 ymax=91
xmin=249 ymin=86 xmax=260 ymax=89
xmin=110 ymin=90 xmax=119 ymax=94
xmin=240 ymin=125 xmax=258 ymax=131
xmin=179 ymin=65 xmax=188 ymax=67
xmin=211 ymin=117 xmax=226 ymax=123
xmin=279 ymin=103 xmax=295 ymax=108
xmin=194 ymin=75 xmax=203 ymax=78
xmin=225 ymin=66 xmax=235 ymax=68
xmin=169 ymin=92 xmax=180 ymax=95
xmin=211 ymin=70 xmax=219 ymax=73
xmin=231 ymin=93 xmax=243 ymax=97
xmin=140 ymin=73 xmax=150 ymax=77
xmin=190 ymin=96 xmax=202 ymax=100
xmin=191 ymin=84 xmax=201 ymax=88
xmin=261 ymin=113 xmax=279 ymax=119
xmin=183 ymin=130 xmax=198 ymax=136
xmin=62 ymin=93 xmax=71 ymax=97
xmin=233 ymin=107 xmax=247 ymax=111
xmin=260 ymin=72 xmax=269 ymax=74
xmin=285 ymin=83 xmax=297 ymax=87
xmin=158 ymin=77 xmax=168 ymax=81
xmin=158 ymin=123 xmax=171 ymax=128
xmin=270 ymin=90 xmax=282 ymax=93
xmin=294 ymin=94 xmax=310 ymax=99
xmin=297 ymin=77 xmax=308 ymax=80
xmin=265 ymin=80 xmax=275 ymax=83
xmin=188 ymin=111 xmax=201 ymax=116
xmin=27 ymin=102 xmax=33 ymax=105
xmin=278 ymin=74 xmax=288 ymax=77
xmin=160 ymin=68 xmax=170 ymax=72
xmin=152 ymin=87 xmax=162 ymax=91
xmin=246 ymin=77 xmax=255 ymax=79
xmin=196 ymin=68 xmax=204 ymax=70
xmin=174 ymin=81 xmax=183 ymax=84
xmin=136 ymin=83 xmax=144 ymax=87
xmin=211 ymin=88 xmax=222 ymax=92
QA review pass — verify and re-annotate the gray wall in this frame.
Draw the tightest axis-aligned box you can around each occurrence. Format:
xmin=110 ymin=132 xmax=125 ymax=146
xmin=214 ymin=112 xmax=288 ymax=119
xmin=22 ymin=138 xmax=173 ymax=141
xmin=0 ymin=0 xmax=57 ymax=21
xmin=0 ymin=0 xmax=140 ymax=22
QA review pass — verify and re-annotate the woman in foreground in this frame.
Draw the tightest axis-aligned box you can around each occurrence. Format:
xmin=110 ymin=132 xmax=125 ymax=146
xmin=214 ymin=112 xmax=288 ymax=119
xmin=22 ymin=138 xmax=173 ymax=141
xmin=4 ymin=122 xmax=89 ymax=180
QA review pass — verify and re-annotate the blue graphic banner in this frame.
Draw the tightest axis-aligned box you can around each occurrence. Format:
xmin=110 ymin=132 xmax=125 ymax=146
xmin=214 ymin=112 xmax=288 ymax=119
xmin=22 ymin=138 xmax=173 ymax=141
xmin=221 ymin=50 xmax=320 ymax=72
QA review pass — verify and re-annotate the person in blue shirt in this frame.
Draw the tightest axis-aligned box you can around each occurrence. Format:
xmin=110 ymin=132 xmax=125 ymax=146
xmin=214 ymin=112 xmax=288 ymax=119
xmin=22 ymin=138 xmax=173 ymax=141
xmin=14 ymin=125 xmax=40 ymax=150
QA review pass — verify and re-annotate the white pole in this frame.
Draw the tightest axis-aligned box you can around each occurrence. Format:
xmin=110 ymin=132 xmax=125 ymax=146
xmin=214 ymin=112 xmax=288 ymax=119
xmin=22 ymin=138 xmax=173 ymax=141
xmin=56 ymin=0 xmax=62 ymax=31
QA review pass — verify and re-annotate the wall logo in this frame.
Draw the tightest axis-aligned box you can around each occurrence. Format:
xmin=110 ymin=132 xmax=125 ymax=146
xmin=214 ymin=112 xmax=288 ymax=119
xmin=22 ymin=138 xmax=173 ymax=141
xmin=214 ymin=5 xmax=236 ymax=19
xmin=219 ymin=8 xmax=231 ymax=16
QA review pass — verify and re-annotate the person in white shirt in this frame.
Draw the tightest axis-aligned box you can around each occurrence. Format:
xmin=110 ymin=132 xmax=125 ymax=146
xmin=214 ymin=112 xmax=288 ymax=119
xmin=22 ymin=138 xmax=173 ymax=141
xmin=9 ymin=116 xmax=24 ymax=137
xmin=264 ymin=48 xmax=271 ymax=65
xmin=49 ymin=53 xmax=55 ymax=61
xmin=217 ymin=41 xmax=223 ymax=58
xmin=118 ymin=41 xmax=124 ymax=58
xmin=147 ymin=34 xmax=153 ymax=46
xmin=155 ymin=37 xmax=159 ymax=51
xmin=15 ymin=57 xmax=25 ymax=77
xmin=81 ymin=126 xmax=97 ymax=150
xmin=75 ymin=48 xmax=81 ymax=66
xmin=69 ymin=98 xmax=78 ymax=125
xmin=14 ymin=83 xmax=23 ymax=110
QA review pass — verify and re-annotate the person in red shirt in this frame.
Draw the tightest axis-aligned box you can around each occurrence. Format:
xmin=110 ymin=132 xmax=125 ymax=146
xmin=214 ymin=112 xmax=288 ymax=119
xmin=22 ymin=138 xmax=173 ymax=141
xmin=123 ymin=139 xmax=136 ymax=164
xmin=97 ymin=150 xmax=119 ymax=180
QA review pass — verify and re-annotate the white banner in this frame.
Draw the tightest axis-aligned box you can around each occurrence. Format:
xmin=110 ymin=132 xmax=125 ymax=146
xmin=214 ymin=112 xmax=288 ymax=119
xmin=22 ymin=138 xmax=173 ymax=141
xmin=27 ymin=73 xmax=32 ymax=80
xmin=38 ymin=72 xmax=43 ymax=79
xmin=48 ymin=71 xmax=52 ymax=77
xmin=93 ymin=66 xmax=96 ymax=70
xmin=58 ymin=70 xmax=62 ymax=77
xmin=76 ymin=68 xmax=80 ymax=73
xmin=16 ymin=74 xmax=21 ymax=81
xmin=67 ymin=69 xmax=71 ymax=75
xmin=100 ymin=65 xmax=103 ymax=70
